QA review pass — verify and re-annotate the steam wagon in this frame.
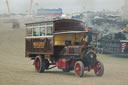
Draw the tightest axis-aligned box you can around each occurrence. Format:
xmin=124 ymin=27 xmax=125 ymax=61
xmin=98 ymin=25 xmax=128 ymax=57
xmin=25 ymin=19 xmax=104 ymax=77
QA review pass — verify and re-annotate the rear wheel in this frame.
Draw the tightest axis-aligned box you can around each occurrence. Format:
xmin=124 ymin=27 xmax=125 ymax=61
xmin=34 ymin=56 xmax=45 ymax=73
xmin=94 ymin=61 xmax=104 ymax=76
xmin=45 ymin=59 xmax=50 ymax=69
xmin=74 ymin=61 xmax=84 ymax=77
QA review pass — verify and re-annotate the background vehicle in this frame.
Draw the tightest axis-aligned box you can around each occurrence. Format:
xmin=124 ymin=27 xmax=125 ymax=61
xmin=98 ymin=25 xmax=128 ymax=57
xmin=25 ymin=19 xmax=104 ymax=77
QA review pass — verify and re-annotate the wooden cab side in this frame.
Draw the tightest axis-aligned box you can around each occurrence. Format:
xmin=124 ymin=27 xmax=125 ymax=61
xmin=25 ymin=21 xmax=54 ymax=58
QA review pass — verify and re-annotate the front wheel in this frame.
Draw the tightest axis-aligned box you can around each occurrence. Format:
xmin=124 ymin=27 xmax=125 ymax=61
xmin=34 ymin=56 xmax=45 ymax=73
xmin=74 ymin=61 xmax=84 ymax=77
xmin=94 ymin=61 xmax=104 ymax=76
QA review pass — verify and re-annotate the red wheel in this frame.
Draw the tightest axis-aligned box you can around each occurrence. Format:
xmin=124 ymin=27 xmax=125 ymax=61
xmin=34 ymin=56 xmax=45 ymax=73
xmin=74 ymin=61 xmax=84 ymax=77
xmin=94 ymin=61 xmax=104 ymax=76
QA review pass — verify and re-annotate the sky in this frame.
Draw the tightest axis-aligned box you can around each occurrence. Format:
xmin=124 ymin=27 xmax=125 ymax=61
xmin=0 ymin=0 xmax=125 ymax=14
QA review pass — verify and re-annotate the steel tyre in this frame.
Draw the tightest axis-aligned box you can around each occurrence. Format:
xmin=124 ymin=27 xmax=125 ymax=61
xmin=34 ymin=56 xmax=45 ymax=73
xmin=94 ymin=61 xmax=104 ymax=76
xmin=74 ymin=61 xmax=84 ymax=77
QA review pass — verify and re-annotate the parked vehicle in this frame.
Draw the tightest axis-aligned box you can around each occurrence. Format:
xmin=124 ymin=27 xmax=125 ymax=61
xmin=25 ymin=19 xmax=104 ymax=77
xmin=98 ymin=25 xmax=128 ymax=56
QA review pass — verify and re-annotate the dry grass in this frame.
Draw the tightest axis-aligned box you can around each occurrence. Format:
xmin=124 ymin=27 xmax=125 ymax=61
xmin=0 ymin=23 xmax=128 ymax=85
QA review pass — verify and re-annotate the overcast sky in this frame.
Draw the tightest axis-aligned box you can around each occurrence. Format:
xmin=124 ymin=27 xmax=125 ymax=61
xmin=0 ymin=0 xmax=125 ymax=14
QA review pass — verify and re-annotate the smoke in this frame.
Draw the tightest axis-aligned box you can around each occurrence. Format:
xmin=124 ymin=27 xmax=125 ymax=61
xmin=79 ymin=0 xmax=125 ymax=12
xmin=79 ymin=0 xmax=96 ymax=11
xmin=0 ymin=0 xmax=125 ymax=14
xmin=121 ymin=0 xmax=128 ymax=17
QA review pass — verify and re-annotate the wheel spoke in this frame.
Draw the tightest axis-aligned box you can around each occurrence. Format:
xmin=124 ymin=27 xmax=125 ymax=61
xmin=35 ymin=58 xmax=40 ymax=72
xmin=94 ymin=61 xmax=104 ymax=76
xmin=74 ymin=61 xmax=84 ymax=77
xmin=75 ymin=63 xmax=81 ymax=75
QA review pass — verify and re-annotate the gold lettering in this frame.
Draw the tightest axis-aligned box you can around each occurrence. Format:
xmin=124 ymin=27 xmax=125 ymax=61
xmin=33 ymin=42 xmax=45 ymax=48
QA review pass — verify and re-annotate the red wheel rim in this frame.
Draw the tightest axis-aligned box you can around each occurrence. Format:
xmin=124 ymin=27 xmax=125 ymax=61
xmin=75 ymin=63 xmax=81 ymax=75
xmin=35 ymin=58 xmax=40 ymax=72
xmin=94 ymin=62 xmax=102 ymax=75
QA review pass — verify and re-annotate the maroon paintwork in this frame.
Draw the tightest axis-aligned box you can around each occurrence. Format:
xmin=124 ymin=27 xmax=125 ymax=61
xmin=25 ymin=19 xmax=85 ymax=58
xmin=25 ymin=37 xmax=53 ymax=57
xmin=54 ymin=19 xmax=85 ymax=32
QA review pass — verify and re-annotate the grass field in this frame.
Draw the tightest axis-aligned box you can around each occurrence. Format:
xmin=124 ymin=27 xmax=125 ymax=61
xmin=0 ymin=23 xmax=128 ymax=85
